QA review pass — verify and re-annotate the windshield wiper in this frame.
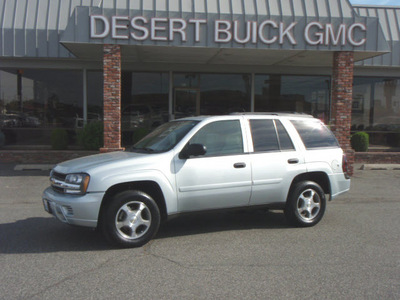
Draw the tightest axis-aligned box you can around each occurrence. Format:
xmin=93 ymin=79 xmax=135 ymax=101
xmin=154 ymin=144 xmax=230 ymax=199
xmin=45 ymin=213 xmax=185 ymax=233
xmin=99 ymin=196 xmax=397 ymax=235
xmin=142 ymin=147 xmax=155 ymax=152
xmin=128 ymin=146 xmax=157 ymax=153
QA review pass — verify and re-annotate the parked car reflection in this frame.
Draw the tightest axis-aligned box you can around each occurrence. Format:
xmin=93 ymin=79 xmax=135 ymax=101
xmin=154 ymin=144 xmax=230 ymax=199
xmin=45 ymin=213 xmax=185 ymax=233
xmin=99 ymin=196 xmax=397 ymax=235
xmin=122 ymin=104 xmax=166 ymax=130
xmin=0 ymin=113 xmax=40 ymax=128
xmin=74 ymin=113 xmax=102 ymax=128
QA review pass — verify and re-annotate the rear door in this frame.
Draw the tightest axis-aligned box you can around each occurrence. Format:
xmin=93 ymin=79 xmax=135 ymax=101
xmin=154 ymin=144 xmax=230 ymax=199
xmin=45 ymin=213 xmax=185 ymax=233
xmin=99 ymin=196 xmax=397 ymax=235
xmin=247 ymin=118 xmax=306 ymax=205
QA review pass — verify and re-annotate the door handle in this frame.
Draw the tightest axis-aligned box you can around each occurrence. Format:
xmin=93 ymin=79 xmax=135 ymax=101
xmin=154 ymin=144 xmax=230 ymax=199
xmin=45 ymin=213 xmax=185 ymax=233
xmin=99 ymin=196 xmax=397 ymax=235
xmin=288 ymin=158 xmax=299 ymax=164
xmin=234 ymin=162 xmax=246 ymax=168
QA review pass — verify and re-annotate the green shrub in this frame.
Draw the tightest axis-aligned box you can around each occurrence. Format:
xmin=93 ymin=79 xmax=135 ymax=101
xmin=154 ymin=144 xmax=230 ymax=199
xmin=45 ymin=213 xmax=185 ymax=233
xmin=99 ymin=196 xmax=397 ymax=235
xmin=77 ymin=121 xmax=103 ymax=150
xmin=351 ymin=131 xmax=369 ymax=152
xmin=51 ymin=128 xmax=68 ymax=150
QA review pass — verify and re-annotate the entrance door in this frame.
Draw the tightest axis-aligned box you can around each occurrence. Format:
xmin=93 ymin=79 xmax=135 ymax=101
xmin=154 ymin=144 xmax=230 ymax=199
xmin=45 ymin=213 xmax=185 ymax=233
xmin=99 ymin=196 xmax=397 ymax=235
xmin=174 ymin=88 xmax=200 ymax=119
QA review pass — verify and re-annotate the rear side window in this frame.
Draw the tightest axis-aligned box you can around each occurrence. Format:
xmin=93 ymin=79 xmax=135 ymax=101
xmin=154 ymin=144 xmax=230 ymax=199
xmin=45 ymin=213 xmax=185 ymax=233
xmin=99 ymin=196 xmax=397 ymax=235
xmin=291 ymin=120 xmax=339 ymax=149
xmin=250 ymin=119 xmax=295 ymax=152
xmin=275 ymin=120 xmax=295 ymax=150
xmin=250 ymin=119 xmax=279 ymax=152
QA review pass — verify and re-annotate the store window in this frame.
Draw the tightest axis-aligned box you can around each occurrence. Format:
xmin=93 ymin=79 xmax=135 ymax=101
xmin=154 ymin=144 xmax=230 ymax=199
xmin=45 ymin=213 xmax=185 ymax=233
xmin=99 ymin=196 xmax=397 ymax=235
xmin=86 ymin=71 xmax=103 ymax=126
xmin=352 ymin=77 xmax=400 ymax=148
xmin=0 ymin=69 xmax=84 ymax=147
xmin=254 ymin=75 xmax=331 ymax=123
xmin=200 ymin=74 xmax=251 ymax=115
xmin=173 ymin=73 xmax=251 ymax=118
xmin=121 ymin=72 xmax=169 ymax=146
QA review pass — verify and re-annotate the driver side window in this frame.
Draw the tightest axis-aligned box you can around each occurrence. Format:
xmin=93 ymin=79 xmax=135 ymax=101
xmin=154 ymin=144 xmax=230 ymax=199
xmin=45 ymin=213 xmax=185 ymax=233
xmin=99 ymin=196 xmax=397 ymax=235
xmin=189 ymin=120 xmax=244 ymax=157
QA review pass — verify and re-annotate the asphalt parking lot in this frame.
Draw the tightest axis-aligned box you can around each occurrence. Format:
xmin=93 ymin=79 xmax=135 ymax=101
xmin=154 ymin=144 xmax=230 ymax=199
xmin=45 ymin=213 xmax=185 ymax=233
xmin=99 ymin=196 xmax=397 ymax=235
xmin=0 ymin=164 xmax=399 ymax=299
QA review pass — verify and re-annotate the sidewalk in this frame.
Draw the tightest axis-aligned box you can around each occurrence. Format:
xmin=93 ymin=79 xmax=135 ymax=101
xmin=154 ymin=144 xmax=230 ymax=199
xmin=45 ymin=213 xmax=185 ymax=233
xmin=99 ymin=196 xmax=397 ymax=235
xmin=0 ymin=163 xmax=51 ymax=177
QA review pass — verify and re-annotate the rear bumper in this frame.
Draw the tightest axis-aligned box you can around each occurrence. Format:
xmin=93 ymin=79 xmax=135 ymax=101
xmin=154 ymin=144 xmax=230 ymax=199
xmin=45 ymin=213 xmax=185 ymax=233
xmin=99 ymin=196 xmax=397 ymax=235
xmin=329 ymin=173 xmax=351 ymax=199
xmin=42 ymin=187 xmax=104 ymax=228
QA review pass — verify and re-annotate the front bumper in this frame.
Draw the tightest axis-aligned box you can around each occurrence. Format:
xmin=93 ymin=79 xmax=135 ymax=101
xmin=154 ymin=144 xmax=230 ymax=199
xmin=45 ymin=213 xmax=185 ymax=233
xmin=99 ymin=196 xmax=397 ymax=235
xmin=42 ymin=187 xmax=104 ymax=228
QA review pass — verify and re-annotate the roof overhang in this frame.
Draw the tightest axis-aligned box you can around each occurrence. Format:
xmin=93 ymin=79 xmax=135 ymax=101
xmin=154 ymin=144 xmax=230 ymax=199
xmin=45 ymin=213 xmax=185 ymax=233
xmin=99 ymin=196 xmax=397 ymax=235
xmin=60 ymin=6 xmax=390 ymax=67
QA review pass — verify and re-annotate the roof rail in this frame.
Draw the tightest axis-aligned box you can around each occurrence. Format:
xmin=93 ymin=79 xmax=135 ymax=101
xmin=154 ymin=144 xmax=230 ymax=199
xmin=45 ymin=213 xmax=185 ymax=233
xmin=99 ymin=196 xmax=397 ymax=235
xmin=230 ymin=112 xmax=314 ymax=118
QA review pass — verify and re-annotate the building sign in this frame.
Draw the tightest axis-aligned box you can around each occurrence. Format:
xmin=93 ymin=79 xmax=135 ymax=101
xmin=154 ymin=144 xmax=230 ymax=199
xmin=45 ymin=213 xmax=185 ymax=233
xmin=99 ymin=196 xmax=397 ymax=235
xmin=90 ymin=15 xmax=367 ymax=47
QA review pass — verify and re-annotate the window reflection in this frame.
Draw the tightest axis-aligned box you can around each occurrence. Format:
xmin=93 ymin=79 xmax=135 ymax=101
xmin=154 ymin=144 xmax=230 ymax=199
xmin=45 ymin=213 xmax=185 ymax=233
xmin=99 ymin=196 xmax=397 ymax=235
xmin=352 ymin=77 xmax=400 ymax=148
xmin=254 ymin=75 xmax=330 ymax=123
xmin=121 ymin=72 xmax=169 ymax=146
xmin=0 ymin=69 xmax=84 ymax=146
xmin=200 ymin=74 xmax=250 ymax=115
xmin=86 ymin=71 xmax=103 ymax=127
xmin=173 ymin=73 xmax=251 ymax=118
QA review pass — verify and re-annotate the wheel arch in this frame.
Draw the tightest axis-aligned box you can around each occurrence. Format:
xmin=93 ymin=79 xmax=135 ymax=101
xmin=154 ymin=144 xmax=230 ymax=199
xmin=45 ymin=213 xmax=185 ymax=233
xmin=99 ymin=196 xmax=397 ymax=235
xmin=288 ymin=172 xmax=331 ymax=200
xmin=98 ymin=181 xmax=168 ymax=227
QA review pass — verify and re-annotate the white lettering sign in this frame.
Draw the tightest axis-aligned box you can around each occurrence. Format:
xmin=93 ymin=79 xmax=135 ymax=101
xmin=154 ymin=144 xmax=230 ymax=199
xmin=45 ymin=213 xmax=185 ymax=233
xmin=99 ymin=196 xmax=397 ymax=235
xmin=130 ymin=16 xmax=149 ymax=40
xmin=348 ymin=23 xmax=367 ymax=46
xmin=215 ymin=20 xmax=232 ymax=43
xmin=304 ymin=21 xmax=366 ymax=46
xmin=90 ymin=15 xmax=110 ymax=38
xmin=258 ymin=20 xmax=278 ymax=44
xmin=89 ymin=15 xmax=367 ymax=47
xmin=111 ymin=16 xmax=129 ymax=39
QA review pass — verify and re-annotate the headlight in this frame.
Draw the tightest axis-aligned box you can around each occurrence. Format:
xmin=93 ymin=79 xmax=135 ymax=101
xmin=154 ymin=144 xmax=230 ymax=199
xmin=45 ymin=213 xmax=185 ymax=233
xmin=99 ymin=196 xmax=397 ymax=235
xmin=65 ymin=174 xmax=90 ymax=194
xmin=51 ymin=172 xmax=90 ymax=195
xmin=66 ymin=174 xmax=85 ymax=184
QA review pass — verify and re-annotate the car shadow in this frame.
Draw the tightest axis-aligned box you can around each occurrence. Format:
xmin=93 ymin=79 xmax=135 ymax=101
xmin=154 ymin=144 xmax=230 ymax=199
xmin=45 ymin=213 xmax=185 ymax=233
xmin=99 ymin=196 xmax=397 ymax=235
xmin=0 ymin=217 xmax=110 ymax=254
xmin=0 ymin=210 xmax=290 ymax=254
xmin=156 ymin=209 xmax=290 ymax=240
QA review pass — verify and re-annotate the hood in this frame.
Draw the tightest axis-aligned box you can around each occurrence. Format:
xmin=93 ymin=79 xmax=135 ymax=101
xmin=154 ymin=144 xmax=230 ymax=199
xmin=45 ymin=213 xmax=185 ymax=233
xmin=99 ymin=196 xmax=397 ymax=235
xmin=53 ymin=151 xmax=145 ymax=174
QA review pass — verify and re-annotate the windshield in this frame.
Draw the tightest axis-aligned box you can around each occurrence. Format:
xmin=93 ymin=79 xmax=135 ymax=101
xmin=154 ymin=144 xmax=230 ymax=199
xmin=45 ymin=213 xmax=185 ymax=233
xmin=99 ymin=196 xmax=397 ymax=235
xmin=129 ymin=120 xmax=199 ymax=153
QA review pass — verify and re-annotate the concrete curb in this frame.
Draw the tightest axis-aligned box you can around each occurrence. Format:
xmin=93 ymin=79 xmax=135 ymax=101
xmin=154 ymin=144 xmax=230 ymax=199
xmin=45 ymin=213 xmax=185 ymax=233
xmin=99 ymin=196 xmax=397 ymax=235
xmin=14 ymin=164 xmax=54 ymax=171
xmin=360 ymin=164 xmax=400 ymax=170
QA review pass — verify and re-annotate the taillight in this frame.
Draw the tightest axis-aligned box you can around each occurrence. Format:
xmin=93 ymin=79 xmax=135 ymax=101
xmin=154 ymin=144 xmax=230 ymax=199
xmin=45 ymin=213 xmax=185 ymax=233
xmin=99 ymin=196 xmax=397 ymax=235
xmin=342 ymin=153 xmax=350 ymax=179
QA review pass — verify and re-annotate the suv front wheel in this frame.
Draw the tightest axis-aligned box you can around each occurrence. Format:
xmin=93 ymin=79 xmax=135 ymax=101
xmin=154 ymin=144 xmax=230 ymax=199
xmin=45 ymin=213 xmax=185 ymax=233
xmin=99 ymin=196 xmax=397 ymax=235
xmin=101 ymin=190 xmax=161 ymax=248
xmin=285 ymin=181 xmax=326 ymax=227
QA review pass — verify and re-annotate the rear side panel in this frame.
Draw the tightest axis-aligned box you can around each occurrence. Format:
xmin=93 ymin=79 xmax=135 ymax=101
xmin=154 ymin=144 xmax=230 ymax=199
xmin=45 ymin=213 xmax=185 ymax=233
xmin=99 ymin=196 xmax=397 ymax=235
xmin=303 ymin=148 xmax=350 ymax=198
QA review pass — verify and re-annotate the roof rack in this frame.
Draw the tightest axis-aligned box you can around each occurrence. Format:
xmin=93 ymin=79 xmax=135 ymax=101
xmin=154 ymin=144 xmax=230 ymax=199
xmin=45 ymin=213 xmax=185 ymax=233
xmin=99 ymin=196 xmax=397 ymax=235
xmin=230 ymin=112 xmax=314 ymax=118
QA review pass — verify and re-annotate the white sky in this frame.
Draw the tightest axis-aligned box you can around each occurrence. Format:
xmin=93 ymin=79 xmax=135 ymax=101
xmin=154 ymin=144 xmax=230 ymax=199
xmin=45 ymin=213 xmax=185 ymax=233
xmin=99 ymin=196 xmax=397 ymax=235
xmin=350 ymin=0 xmax=400 ymax=5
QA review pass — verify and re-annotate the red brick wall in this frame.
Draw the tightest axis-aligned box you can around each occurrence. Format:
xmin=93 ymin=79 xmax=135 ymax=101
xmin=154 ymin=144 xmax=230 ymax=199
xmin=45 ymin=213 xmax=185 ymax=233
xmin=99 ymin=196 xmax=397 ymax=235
xmin=331 ymin=51 xmax=355 ymax=175
xmin=355 ymin=152 xmax=400 ymax=164
xmin=100 ymin=44 xmax=124 ymax=153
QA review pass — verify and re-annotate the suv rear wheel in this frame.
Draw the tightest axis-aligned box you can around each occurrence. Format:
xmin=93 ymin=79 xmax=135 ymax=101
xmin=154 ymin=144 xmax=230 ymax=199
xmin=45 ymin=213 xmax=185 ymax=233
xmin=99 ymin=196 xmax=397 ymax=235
xmin=285 ymin=181 xmax=326 ymax=227
xmin=101 ymin=190 xmax=161 ymax=248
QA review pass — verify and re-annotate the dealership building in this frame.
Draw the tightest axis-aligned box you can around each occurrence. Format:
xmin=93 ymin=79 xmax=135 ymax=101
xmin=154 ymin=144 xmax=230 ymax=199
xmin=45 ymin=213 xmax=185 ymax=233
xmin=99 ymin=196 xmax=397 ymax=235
xmin=1 ymin=0 xmax=400 ymax=168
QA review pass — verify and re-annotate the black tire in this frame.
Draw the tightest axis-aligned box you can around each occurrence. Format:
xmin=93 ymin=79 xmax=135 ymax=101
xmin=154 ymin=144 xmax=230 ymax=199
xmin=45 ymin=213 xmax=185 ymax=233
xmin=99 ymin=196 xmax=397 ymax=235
xmin=284 ymin=181 xmax=326 ymax=227
xmin=101 ymin=190 xmax=161 ymax=248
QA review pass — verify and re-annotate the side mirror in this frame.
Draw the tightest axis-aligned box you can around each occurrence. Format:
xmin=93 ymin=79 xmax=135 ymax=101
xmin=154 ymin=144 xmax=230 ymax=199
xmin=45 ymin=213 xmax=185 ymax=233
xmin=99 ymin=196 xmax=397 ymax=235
xmin=179 ymin=143 xmax=207 ymax=159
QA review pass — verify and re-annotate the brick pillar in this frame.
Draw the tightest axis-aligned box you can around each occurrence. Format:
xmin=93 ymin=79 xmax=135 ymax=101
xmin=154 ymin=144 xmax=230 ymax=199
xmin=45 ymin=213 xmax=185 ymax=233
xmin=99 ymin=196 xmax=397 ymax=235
xmin=100 ymin=44 xmax=124 ymax=153
xmin=331 ymin=51 xmax=355 ymax=175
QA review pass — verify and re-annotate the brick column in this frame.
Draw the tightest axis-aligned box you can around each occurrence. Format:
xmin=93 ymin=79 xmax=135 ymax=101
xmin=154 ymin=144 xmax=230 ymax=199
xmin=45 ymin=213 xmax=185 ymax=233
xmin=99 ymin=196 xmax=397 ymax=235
xmin=331 ymin=51 xmax=355 ymax=175
xmin=100 ymin=44 xmax=124 ymax=153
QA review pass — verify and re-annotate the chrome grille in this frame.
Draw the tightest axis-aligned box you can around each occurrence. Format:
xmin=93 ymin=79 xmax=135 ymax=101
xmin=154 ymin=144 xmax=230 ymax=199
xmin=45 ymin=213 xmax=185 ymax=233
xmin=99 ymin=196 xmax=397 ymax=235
xmin=52 ymin=171 xmax=66 ymax=181
xmin=51 ymin=171 xmax=66 ymax=194
xmin=50 ymin=172 xmax=75 ymax=194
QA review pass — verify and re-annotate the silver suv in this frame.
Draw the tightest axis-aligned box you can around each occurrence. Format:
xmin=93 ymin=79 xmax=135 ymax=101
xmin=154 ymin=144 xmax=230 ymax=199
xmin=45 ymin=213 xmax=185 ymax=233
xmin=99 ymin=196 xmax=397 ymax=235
xmin=42 ymin=114 xmax=350 ymax=247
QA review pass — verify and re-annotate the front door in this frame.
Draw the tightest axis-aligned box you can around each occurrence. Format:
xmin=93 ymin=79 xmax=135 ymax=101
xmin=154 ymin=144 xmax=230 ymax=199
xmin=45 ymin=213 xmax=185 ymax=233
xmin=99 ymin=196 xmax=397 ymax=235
xmin=174 ymin=119 xmax=252 ymax=212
